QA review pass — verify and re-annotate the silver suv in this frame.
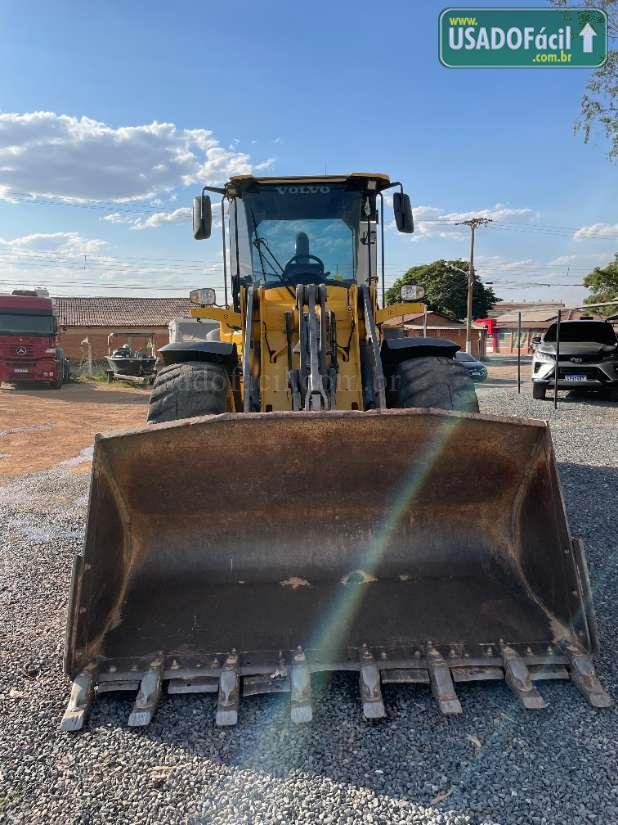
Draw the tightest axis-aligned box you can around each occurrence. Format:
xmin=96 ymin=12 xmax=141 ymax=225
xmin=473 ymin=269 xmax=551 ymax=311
xmin=531 ymin=319 xmax=618 ymax=400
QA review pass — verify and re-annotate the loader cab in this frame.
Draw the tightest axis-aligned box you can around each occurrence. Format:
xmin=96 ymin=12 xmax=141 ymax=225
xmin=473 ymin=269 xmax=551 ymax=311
xmin=226 ymin=175 xmax=391 ymax=303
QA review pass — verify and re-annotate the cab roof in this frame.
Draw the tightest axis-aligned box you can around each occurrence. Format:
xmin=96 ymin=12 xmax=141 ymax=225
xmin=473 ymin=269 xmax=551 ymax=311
xmin=227 ymin=173 xmax=392 ymax=194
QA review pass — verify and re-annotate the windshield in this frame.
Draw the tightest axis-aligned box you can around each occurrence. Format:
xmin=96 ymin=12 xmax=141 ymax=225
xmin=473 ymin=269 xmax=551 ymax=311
xmin=455 ymin=352 xmax=476 ymax=362
xmin=241 ymin=185 xmax=363 ymax=287
xmin=544 ymin=322 xmax=616 ymax=345
xmin=0 ymin=313 xmax=55 ymax=336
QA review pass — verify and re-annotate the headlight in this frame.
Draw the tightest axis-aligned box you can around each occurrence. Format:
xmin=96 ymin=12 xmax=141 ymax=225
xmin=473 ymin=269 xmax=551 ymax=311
xmin=190 ymin=287 xmax=216 ymax=306
xmin=400 ymin=284 xmax=425 ymax=301
xmin=535 ymin=351 xmax=555 ymax=363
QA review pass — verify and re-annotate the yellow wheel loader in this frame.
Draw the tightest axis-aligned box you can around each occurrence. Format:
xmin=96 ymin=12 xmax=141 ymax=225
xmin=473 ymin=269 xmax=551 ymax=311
xmin=62 ymin=173 xmax=611 ymax=731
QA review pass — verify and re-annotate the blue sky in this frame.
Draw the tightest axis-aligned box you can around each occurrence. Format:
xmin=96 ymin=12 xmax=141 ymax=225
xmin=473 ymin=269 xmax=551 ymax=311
xmin=0 ymin=0 xmax=616 ymax=305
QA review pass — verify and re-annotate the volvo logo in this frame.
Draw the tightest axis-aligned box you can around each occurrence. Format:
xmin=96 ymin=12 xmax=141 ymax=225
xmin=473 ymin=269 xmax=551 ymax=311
xmin=16 ymin=346 xmax=27 ymax=356
xmin=275 ymin=185 xmax=331 ymax=194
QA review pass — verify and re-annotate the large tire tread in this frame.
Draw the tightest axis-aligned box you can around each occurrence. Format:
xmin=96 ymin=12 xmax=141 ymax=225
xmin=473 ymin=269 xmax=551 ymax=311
xmin=394 ymin=356 xmax=479 ymax=413
xmin=147 ymin=361 xmax=230 ymax=423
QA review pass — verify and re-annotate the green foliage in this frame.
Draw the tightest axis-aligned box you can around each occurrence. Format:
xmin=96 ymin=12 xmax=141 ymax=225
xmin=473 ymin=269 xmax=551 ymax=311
xmin=583 ymin=253 xmax=618 ymax=313
xmin=386 ymin=259 xmax=500 ymax=320
xmin=551 ymin=0 xmax=618 ymax=160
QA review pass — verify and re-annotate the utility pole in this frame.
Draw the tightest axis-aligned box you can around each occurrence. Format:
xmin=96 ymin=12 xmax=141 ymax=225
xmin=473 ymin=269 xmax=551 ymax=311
xmin=456 ymin=217 xmax=492 ymax=354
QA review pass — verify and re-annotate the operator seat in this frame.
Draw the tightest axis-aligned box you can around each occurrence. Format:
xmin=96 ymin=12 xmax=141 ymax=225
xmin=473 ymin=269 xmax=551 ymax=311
xmin=283 ymin=232 xmax=325 ymax=282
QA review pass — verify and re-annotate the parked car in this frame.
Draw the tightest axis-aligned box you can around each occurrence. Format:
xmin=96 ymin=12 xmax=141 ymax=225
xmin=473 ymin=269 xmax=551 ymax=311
xmin=531 ymin=319 xmax=618 ymax=400
xmin=455 ymin=350 xmax=487 ymax=382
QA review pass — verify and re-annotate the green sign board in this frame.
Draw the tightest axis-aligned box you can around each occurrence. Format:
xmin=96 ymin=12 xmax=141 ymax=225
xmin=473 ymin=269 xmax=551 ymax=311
xmin=440 ymin=7 xmax=608 ymax=68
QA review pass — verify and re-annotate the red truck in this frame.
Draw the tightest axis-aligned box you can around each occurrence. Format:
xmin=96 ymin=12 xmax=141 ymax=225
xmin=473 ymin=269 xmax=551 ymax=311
xmin=0 ymin=290 xmax=70 ymax=388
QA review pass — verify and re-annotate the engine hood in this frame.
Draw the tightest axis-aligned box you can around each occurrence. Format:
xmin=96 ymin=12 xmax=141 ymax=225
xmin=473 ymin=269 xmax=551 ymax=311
xmin=538 ymin=341 xmax=617 ymax=358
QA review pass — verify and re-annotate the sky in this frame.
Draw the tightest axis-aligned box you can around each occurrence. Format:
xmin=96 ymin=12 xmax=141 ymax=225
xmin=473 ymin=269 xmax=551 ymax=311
xmin=0 ymin=0 xmax=616 ymax=307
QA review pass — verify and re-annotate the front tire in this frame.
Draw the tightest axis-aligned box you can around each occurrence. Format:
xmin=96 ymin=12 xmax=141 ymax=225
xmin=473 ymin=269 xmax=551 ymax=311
xmin=532 ymin=382 xmax=547 ymax=400
xmin=392 ymin=356 xmax=479 ymax=413
xmin=147 ymin=361 xmax=230 ymax=424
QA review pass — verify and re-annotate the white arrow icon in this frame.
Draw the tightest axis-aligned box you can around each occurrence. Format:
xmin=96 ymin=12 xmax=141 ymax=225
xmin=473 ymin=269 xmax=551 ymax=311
xmin=579 ymin=22 xmax=596 ymax=53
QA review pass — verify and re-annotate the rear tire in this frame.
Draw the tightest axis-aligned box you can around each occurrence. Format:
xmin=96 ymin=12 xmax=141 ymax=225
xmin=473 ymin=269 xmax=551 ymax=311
xmin=532 ymin=382 xmax=547 ymax=400
xmin=147 ymin=361 xmax=230 ymax=424
xmin=393 ymin=356 xmax=479 ymax=413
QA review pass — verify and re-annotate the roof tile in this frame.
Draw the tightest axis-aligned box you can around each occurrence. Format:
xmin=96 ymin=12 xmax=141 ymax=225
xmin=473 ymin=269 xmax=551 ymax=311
xmin=53 ymin=296 xmax=192 ymax=327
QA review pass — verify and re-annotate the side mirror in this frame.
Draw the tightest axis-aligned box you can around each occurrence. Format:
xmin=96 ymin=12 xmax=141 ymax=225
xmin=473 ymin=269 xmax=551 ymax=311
xmin=393 ymin=192 xmax=414 ymax=234
xmin=193 ymin=194 xmax=212 ymax=240
xmin=531 ymin=334 xmax=541 ymax=347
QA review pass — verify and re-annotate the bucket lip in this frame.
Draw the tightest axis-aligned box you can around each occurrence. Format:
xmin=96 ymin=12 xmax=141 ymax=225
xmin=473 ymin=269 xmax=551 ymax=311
xmin=93 ymin=407 xmax=550 ymax=443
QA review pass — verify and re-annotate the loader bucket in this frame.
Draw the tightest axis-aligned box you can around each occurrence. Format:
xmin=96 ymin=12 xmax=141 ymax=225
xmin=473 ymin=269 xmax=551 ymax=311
xmin=62 ymin=408 xmax=610 ymax=730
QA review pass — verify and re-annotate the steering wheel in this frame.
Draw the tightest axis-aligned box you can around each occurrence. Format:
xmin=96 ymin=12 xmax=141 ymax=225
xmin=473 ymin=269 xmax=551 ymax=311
xmin=285 ymin=253 xmax=325 ymax=270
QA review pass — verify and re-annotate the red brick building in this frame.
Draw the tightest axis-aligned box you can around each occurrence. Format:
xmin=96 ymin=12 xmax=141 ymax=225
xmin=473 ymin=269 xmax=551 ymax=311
xmin=478 ymin=305 xmax=601 ymax=354
xmin=53 ymin=296 xmax=192 ymax=361
xmin=384 ymin=310 xmax=487 ymax=358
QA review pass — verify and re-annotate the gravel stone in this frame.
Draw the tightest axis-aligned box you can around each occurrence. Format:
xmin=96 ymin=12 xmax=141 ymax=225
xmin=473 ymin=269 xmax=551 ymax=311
xmin=0 ymin=387 xmax=616 ymax=824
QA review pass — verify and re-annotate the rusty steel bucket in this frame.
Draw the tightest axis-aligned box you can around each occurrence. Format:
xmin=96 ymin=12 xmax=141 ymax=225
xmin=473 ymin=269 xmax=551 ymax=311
xmin=62 ymin=408 xmax=610 ymax=730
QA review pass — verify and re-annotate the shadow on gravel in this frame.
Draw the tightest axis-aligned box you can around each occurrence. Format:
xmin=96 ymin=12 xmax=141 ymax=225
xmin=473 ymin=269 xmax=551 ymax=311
xmin=480 ymin=377 xmax=522 ymax=387
xmin=93 ymin=666 xmax=616 ymax=824
xmin=7 ymin=386 xmax=149 ymax=405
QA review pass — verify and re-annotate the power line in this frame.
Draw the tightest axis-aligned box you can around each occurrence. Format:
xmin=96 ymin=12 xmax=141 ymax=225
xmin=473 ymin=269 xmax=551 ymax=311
xmin=2 ymin=190 xmax=617 ymax=239
xmin=1 ymin=191 xmax=166 ymax=215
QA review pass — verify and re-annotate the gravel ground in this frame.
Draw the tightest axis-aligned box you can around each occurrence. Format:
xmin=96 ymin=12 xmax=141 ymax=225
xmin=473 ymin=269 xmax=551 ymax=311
xmin=1 ymin=387 xmax=616 ymax=825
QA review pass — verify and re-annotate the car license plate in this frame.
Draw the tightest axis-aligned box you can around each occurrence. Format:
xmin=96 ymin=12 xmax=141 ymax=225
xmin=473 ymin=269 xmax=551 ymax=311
xmin=565 ymin=374 xmax=586 ymax=382
xmin=13 ymin=368 xmax=29 ymax=373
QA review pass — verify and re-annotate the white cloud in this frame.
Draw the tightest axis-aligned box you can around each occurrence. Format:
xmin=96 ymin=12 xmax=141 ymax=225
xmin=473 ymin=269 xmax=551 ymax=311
xmin=0 ymin=111 xmax=269 ymax=203
xmin=475 ymin=255 xmax=537 ymax=273
xmin=0 ymin=231 xmax=107 ymax=257
xmin=547 ymin=254 xmax=578 ymax=266
xmin=0 ymin=230 xmax=228 ymax=298
xmin=439 ymin=203 xmax=538 ymax=223
xmin=387 ymin=203 xmax=538 ymax=240
xmin=132 ymin=207 xmax=192 ymax=230
xmin=102 ymin=205 xmax=218 ymax=231
xmin=253 ymin=157 xmax=276 ymax=172
xmin=101 ymin=212 xmax=131 ymax=225
xmin=573 ymin=222 xmax=618 ymax=240
xmin=547 ymin=252 xmax=611 ymax=266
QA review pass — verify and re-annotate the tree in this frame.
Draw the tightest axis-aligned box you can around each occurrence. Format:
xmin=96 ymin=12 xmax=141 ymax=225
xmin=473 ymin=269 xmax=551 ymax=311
xmin=386 ymin=259 xmax=500 ymax=320
xmin=583 ymin=253 xmax=618 ymax=313
xmin=551 ymin=0 xmax=618 ymax=161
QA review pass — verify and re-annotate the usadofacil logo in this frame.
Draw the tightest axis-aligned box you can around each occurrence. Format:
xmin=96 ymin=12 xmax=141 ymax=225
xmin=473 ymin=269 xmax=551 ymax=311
xmin=440 ymin=7 xmax=608 ymax=68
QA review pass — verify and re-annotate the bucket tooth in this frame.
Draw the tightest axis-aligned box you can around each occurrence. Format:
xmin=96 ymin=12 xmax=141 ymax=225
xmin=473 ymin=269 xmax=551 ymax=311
xmin=290 ymin=647 xmax=312 ymax=723
xmin=426 ymin=645 xmax=462 ymax=715
xmin=501 ymin=645 xmax=546 ymax=709
xmin=359 ymin=646 xmax=386 ymax=720
xmin=566 ymin=645 xmax=612 ymax=708
xmin=128 ymin=662 xmax=162 ymax=726
xmin=216 ymin=652 xmax=240 ymax=726
xmin=60 ymin=667 xmax=95 ymax=732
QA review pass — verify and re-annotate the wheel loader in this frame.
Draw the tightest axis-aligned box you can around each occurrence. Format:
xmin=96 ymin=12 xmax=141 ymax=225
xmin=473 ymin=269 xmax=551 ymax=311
xmin=62 ymin=173 xmax=611 ymax=731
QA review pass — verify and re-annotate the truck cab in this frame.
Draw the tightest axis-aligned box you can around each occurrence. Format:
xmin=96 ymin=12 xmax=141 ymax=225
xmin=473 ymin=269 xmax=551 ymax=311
xmin=0 ymin=291 xmax=69 ymax=388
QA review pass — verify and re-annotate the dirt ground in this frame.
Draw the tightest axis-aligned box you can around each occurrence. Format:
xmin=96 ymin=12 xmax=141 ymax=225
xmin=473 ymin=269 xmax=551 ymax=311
xmin=0 ymin=358 xmax=531 ymax=483
xmin=0 ymin=380 xmax=149 ymax=482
